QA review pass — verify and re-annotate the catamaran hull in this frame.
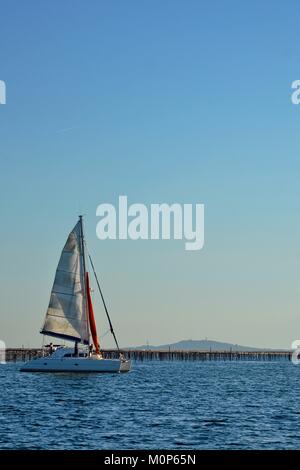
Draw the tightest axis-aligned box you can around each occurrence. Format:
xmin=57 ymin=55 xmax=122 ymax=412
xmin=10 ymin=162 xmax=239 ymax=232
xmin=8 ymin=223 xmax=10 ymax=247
xmin=20 ymin=357 xmax=131 ymax=373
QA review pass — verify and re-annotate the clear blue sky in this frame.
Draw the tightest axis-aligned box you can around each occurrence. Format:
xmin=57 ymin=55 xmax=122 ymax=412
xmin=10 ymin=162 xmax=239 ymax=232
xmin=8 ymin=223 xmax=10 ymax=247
xmin=0 ymin=0 xmax=299 ymax=348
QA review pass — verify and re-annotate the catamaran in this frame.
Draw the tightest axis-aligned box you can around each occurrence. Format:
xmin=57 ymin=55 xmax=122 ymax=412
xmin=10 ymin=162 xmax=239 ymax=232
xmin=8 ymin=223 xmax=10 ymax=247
xmin=21 ymin=216 xmax=131 ymax=373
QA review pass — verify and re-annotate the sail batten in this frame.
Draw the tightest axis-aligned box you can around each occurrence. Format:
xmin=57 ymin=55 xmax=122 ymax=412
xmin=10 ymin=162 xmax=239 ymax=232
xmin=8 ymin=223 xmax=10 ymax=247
xmin=41 ymin=220 xmax=89 ymax=344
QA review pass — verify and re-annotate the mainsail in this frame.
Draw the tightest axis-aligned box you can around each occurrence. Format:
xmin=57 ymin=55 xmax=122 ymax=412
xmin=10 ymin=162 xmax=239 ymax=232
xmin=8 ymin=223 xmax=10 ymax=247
xmin=41 ymin=220 xmax=90 ymax=344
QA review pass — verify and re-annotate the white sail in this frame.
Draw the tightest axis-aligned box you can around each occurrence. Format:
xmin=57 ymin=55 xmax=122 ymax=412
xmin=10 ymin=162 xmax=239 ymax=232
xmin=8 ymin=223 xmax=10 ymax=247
xmin=41 ymin=221 xmax=89 ymax=344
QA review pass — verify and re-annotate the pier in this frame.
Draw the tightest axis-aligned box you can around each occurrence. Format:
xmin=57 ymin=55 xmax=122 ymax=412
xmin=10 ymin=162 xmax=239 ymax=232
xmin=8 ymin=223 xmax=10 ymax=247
xmin=4 ymin=348 xmax=292 ymax=362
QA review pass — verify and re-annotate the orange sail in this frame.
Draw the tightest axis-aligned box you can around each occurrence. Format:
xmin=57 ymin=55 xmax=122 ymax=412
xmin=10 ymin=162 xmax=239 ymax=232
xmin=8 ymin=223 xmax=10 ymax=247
xmin=86 ymin=272 xmax=100 ymax=354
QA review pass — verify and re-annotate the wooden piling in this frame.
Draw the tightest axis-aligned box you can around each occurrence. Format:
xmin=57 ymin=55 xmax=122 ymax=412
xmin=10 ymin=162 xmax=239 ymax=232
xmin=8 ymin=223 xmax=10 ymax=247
xmin=3 ymin=348 xmax=292 ymax=363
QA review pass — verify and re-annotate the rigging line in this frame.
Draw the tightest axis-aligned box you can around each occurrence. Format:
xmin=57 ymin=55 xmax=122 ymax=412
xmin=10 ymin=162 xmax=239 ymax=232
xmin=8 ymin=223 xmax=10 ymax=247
xmin=100 ymin=328 xmax=111 ymax=339
xmin=88 ymin=253 xmax=121 ymax=353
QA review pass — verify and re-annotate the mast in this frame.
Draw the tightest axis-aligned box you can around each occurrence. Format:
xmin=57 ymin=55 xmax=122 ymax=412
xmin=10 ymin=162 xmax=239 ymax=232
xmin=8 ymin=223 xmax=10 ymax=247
xmin=79 ymin=215 xmax=90 ymax=346
xmin=80 ymin=216 xmax=101 ymax=354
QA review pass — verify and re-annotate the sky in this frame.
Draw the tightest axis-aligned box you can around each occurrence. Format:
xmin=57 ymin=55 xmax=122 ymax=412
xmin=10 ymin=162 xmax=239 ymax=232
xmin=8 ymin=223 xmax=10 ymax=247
xmin=0 ymin=0 xmax=300 ymax=348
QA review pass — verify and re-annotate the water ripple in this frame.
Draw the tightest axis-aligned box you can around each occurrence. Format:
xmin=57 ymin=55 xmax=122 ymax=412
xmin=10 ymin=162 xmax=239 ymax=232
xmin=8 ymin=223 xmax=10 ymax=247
xmin=0 ymin=361 xmax=300 ymax=449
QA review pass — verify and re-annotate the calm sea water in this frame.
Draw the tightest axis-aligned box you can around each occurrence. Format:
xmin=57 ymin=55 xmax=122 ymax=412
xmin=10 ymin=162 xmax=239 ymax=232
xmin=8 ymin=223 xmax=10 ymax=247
xmin=0 ymin=360 xmax=300 ymax=449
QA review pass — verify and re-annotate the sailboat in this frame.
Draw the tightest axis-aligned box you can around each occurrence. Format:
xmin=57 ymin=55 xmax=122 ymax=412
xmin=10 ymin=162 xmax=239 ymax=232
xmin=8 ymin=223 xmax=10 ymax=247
xmin=21 ymin=216 xmax=131 ymax=373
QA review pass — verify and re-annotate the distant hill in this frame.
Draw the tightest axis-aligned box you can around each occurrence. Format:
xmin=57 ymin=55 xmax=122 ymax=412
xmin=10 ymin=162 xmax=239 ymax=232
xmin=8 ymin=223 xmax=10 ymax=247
xmin=128 ymin=339 xmax=269 ymax=352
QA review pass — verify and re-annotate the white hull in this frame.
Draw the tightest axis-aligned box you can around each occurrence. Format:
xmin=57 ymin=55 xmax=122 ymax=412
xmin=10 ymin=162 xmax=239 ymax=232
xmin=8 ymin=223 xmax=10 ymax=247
xmin=20 ymin=348 xmax=131 ymax=373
